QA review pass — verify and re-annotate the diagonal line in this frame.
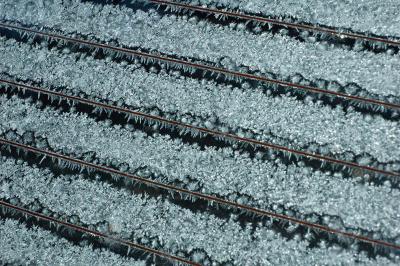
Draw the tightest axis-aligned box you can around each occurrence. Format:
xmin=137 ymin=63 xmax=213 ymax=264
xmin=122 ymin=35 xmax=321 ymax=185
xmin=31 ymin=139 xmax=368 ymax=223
xmin=0 ymin=22 xmax=399 ymax=110
xmin=0 ymin=200 xmax=199 ymax=266
xmin=1 ymin=78 xmax=399 ymax=177
xmin=149 ymin=0 xmax=400 ymax=46
xmin=0 ymin=138 xmax=399 ymax=251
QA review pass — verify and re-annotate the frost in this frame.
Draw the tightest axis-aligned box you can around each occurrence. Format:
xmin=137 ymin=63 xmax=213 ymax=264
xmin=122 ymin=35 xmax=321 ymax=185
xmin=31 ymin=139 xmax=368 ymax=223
xmin=0 ymin=157 xmax=398 ymax=265
xmin=0 ymin=39 xmax=399 ymax=163
xmin=0 ymin=0 xmax=398 ymax=263
xmin=1 ymin=96 xmax=399 ymax=239
xmin=1 ymin=0 xmax=400 ymax=97
xmin=173 ymin=0 xmax=400 ymax=37
xmin=0 ymin=219 xmax=146 ymax=266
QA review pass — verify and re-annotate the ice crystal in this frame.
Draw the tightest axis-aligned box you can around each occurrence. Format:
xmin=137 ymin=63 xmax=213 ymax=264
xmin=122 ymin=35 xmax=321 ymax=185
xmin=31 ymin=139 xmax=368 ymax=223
xmin=1 ymin=96 xmax=399 ymax=239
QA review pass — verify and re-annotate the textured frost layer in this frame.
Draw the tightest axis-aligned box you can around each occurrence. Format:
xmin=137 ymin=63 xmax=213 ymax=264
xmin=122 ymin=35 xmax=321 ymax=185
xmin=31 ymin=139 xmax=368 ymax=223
xmin=1 ymin=96 xmax=400 ymax=239
xmin=1 ymin=38 xmax=400 ymax=163
xmin=0 ymin=157 xmax=397 ymax=265
xmin=175 ymin=0 xmax=400 ymax=37
xmin=1 ymin=0 xmax=400 ymax=97
xmin=0 ymin=219 xmax=145 ymax=266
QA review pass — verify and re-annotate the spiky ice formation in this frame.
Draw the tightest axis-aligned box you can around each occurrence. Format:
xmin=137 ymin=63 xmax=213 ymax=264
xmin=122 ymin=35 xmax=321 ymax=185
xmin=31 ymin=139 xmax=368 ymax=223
xmin=170 ymin=0 xmax=400 ymax=37
xmin=1 ymin=0 xmax=400 ymax=98
xmin=1 ymin=38 xmax=400 ymax=164
xmin=1 ymin=96 xmax=400 ymax=240
xmin=0 ymin=218 xmax=146 ymax=266
xmin=0 ymin=157 xmax=398 ymax=265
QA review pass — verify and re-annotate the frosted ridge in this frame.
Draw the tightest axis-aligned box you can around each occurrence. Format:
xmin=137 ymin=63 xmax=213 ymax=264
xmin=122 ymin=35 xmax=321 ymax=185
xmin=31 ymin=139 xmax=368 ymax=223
xmin=1 ymin=38 xmax=399 ymax=162
xmin=0 ymin=219 xmax=146 ymax=266
xmin=1 ymin=0 xmax=400 ymax=97
xmin=0 ymin=157 xmax=397 ymax=265
xmin=1 ymin=96 xmax=399 ymax=239
xmin=174 ymin=0 xmax=400 ymax=37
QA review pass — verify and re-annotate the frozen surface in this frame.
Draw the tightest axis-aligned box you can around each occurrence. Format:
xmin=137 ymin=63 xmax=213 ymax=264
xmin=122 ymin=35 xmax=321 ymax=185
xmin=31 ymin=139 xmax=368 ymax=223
xmin=1 ymin=96 xmax=400 ymax=239
xmin=1 ymin=0 xmax=400 ymax=97
xmin=0 ymin=0 xmax=399 ymax=263
xmin=1 ymin=38 xmax=399 ymax=163
xmin=0 ymin=157 xmax=398 ymax=265
xmin=176 ymin=0 xmax=400 ymax=37
xmin=0 ymin=219 xmax=146 ymax=266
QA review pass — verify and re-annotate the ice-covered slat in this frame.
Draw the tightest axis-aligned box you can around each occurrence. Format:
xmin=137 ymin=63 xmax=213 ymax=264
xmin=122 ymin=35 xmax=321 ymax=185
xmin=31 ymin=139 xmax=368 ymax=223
xmin=0 ymin=157 xmax=397 ymax=265
xmin=1 ymin=0 xmax=400 ymax=98
xmin=1 ymin=38 xmax=399 ymax=163
xmin=0 ymin=219 xmax=146 ymax=266
xmin=1 ymin=96 xmax=399 ymax=240
xmin=170 ymin=0 xmax=400 ymax=38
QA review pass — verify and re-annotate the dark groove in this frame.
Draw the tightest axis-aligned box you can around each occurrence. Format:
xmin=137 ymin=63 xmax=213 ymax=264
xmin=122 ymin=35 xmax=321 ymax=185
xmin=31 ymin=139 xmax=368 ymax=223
xmin=1 ymin=138 xmax=399 ymax=253
xmin=2 ymin=79 xmax=399 ymax=191
xmin=0 ymin=21 xmax=399 ymax=113
xmin=1 ymin=20 xmax=398 ymax=120
xmin=149 ymin=0 xmax=400 ymax=51
xmin=1 ymin=78 xmax=399 ymax=180
xmin=87 ymin=0 xmax=400 ymax=55
xmin=1 ymin=143 xmax=398 ymax=260
xmin=0 ymin=200 xmax=195 ymax=265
